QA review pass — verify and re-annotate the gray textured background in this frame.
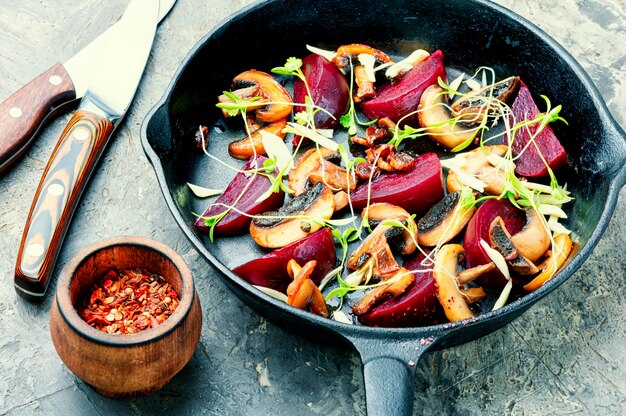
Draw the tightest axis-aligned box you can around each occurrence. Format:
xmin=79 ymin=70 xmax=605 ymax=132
xmin=0 ymin=1 xmax=624 ymax=415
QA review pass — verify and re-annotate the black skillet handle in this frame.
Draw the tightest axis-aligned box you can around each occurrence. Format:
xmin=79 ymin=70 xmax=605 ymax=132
xmin=347 ymin=335 xmax=437 ymax=416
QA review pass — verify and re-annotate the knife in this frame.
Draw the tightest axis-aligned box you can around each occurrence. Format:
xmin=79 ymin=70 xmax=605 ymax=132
xmin=0 ymin=0 xmax=176 ymax=174
xmin=14 ymin=0 xmax=162 ymax=301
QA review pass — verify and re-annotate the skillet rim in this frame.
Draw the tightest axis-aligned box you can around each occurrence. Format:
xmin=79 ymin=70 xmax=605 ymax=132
xmin=140 ymin=0 xmax=626 ymax=340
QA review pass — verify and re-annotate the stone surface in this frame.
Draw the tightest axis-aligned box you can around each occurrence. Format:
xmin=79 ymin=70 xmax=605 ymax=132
xmin=0 ymin=1 xmax=624 ymax=415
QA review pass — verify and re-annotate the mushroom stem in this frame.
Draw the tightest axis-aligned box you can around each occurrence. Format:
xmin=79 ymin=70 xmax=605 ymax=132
xmin=433 ymin=244 xmax=475 ymax=322
xmin=460 ymin=287 xmax=487 ymax=304
xmin=352 ymin=268 xmax=414 ymax=315
xmin=457 ymin=262 xmax=496 ymax=285
xmin=286 ymin=260 xmax=330 ymax=318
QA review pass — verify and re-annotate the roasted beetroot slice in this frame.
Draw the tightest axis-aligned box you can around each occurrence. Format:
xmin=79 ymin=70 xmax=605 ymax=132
xmin=351 ymin=153 xmax=444 ymax=216
xmin=293 ymin=53 xmax=350 ymax=147
xmin=233 ymin=228 xmax=336 ymax=292
xmin=194 ymin=156 xmax=284 ymax=236
xmin=358 ymin=252 xmax=443 ymax=327
xmin=360 ymin=50 xmax=446 ymax=123
xmin=505 ymin=81 xmax=567 ymax=177
xmin=464 ymin=199 xmax=526 ymax=288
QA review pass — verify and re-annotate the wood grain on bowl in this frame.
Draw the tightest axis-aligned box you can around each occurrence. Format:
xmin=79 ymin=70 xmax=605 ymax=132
xmin=49 ymin=236 xmax=202 ymax=398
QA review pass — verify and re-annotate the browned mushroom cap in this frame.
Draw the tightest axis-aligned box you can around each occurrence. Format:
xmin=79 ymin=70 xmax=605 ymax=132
xmin=286 ymin=260 xmax=330 ymax=318
xmin=332 ymin=44 xmax=393 ymax=69
xmin=364 ymin=203 xmax=418 ymax=255
xmin=510 ymin=208 xmax=550 ymax=262
xmin=250 ymin=183 xmax=335 ymax=248
xmin=352 ymin=268 xmax=415 ymax=315
xmin=433 ymin=244 xmax=475 ymax=322
xmin=418 ymin=191 xmax=476 ymax=246
xmin=446 ymin=145 xmax=508 ymax=195
xmin=232 ymin=70 xmax=294 ymax=122
xmin=418 ymin=85 xmax=476 ymax=149
xmin=228 ymin=119 xmax=287 ymax=160
xmin=288 ymin=149 xmax=355 ymax=196
xmin=489 ymin=217 xmax=540 ymax=275
xmin=218 ymin=86 xmax=267 ymax=118
xmin=451 ymin=76 xmax=520 ymax=126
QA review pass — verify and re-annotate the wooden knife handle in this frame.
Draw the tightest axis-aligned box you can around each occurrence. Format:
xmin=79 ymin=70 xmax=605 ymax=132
xmin=15 ymin=109 xmax=114 ymax=301
xmin=0 ymin=63 xmax=76 ymax=174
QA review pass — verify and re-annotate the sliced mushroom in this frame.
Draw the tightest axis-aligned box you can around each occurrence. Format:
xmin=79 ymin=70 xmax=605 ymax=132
xmin=308 ymin=159 xmax=356 ymax=194
xmin=232 ymin=70 xmax=293 ymax=122
xmin=218 ymin=85 xmax=267 ymax=117
xmin=250 ymin=183 xmax=335 ymax=248
xmin=332 ymin=44 xmax=393 ymax=70
xmin=418 ymin=85 xmax=476 ymax=149
xmin=354 ymin=65 xmax=376 ymax=102
xmin=286 ymin=260 xmax=329 ymax=318
xmin=289 ymin=148 xmax=337 ymax=194
xmin=446 ymin=145 xmax=508 ymax=195
xmin=228 ymin=118 xmax=288 ymax=160
xmin=523 ymin=233 xmax=573 ymax=292
xmin=347 ymin=225 xmax=401 ymax=279
xmin=451 ymin=76 xmax=520 ymax=126
xmin=418 ymin=191 xmax=476 ymax=246
xmin=352 ymin=268 xmax=415 ymax=315
xmin=333 ymin=191 xmax=350 ymax=211
xmin=433 ymin=244 xmax=475 ymax=322
xmin=364 ymin=203 xmax=418 ymax=255
xmin=489 ymin=217 xmax=539 ymax=275
xmin=288 ymin=148 xmax=355 ymax=196
xmin=510 ymin=208 xmax=550 ymax=262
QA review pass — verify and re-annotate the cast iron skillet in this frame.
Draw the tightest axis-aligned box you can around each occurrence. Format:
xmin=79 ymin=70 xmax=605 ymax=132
xmin=141 ymin=0 xmax=626 ymax=414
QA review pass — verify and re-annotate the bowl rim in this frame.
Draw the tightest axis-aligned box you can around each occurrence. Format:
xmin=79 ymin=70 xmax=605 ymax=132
xmin=54 ymin=235 xmax=196 ymax=347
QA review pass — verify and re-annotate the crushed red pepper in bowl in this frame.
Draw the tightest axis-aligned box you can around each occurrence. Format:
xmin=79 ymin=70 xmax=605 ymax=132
xmin=79 ymin=269 xmax=180 ymax=334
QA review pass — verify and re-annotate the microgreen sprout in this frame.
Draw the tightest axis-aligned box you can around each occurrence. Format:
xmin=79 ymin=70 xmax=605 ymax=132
xmin=216 ymin=91 xmax=264 ymax=116
xmin=340 ymin=58 xmax=378 ymax=136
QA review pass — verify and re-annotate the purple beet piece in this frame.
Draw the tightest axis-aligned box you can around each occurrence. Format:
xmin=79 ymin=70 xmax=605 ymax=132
xmin=358 ymin=251 xmax=443 ymax=327
xmin=194 ymin=156 xmax=284 ymax=236
xmin=464 ymin=199 xmax=526 ymax=289
xmin=505 ymin=80 xmax=567 ymax=177
xmin=361 ymin=50 xmax=446 ymax=123
xmin=232 ymin=228 xmax=336 ymax=292
xmin=350 ymin=153 xmax=444 ymax=216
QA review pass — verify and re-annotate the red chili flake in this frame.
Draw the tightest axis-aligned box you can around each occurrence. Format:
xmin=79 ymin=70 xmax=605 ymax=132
xmin=78 ymin=268 xmax=180 ymax=335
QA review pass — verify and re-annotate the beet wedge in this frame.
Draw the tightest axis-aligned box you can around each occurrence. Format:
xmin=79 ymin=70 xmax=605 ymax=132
xmin=361 ymin=50 xmax=446 ymax=123
xmin=357 ymin=252 xmax=443 ymax=327
xmin=233 ymin=228 xmax=336 ymax=292
xmin=293 ymin=53 xmax=350 ymax=147
xmin=463 ymin=199 xmax=526 ymax=288
xmin=351 ymin=152 xmax=444 ymax=216
xmin=194 ymin=156 xmax=284 ymax=236
xmin=506 ymin=80 xmax=567 ymax=177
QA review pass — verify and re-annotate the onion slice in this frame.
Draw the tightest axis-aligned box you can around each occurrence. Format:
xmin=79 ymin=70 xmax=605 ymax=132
xmin=187 ymin=183 xmax=223 ymax=198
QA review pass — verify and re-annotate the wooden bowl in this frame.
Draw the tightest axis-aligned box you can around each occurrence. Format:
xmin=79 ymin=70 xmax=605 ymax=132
xmin=49 ymin=236 xmax=202 ymax=398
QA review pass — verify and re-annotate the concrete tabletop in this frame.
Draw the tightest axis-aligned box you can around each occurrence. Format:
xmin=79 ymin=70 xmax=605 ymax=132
xmin=0 ymin=1 xmax=624 ymax=415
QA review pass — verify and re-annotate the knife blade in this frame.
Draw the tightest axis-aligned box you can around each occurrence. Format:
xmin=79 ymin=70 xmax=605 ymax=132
xmin=14 ymin=0 xmax=161 ymax=301
xmin=0 ymin=0 xmax=176 ymax=174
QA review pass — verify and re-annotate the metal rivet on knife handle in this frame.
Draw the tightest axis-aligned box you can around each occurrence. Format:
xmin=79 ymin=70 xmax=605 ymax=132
xmin=0 ymin=63 xmax=77 ymax=174
xmin=14 ymin=109 xmax=114 ymax=301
